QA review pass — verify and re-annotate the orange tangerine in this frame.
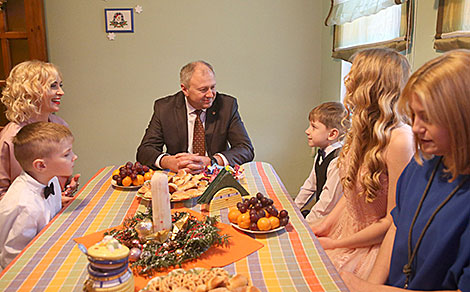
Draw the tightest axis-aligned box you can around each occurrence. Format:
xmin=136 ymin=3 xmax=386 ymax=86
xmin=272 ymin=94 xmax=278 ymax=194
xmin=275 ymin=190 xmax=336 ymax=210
xmin=237 ymin=213 xmax=251 ymax=229
xmin=122 ymin=176 xmax=132 ymax=187
xmin=228 ymin=208 xmax=242 ymax=224
xmin=257 ymin=217 xmax=272 ymax=231
xmin=133 ymin=174 xmax=144 ymax=186
xmin=143 ymin=172 xmax=153 ymax=181
xmin=112 ymin=169 xmax=120 ymax=177
xmin=268 ymin=216 xmax=280 ymax=229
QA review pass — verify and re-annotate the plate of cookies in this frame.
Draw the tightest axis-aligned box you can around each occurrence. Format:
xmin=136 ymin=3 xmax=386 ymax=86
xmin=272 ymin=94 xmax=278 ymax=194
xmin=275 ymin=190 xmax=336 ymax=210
xmin=140 ymin=267 xmax=260 ymax=292
xmin=137 ymin=170 xmax=209 ymax=202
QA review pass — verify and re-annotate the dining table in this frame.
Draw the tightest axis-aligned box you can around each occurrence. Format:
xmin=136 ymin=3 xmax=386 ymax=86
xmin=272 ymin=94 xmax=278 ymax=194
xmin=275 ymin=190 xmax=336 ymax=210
xmin=0 ymin=161 xmax=348 ymax=292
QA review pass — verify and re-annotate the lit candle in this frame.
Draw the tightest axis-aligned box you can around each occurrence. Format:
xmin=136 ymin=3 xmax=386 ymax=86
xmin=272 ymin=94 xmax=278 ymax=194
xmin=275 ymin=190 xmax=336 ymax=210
xmin=151 ymin=172 xmax=172 ymax=233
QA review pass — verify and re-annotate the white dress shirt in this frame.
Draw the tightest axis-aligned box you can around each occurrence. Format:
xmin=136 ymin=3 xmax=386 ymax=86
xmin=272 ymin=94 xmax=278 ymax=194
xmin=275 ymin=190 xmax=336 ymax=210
xmin=155 ymin=97 xmax=228 ymax=168
xmin=295 ymin=142 xmax=343 ymax=225
xmin=0 ymin=172 xmax=62 ymax=270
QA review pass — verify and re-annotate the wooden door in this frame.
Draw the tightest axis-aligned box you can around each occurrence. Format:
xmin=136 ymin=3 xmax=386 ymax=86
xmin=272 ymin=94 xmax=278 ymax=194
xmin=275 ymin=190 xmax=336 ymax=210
xmin=0 ymin=0 xmax=47 ymax=126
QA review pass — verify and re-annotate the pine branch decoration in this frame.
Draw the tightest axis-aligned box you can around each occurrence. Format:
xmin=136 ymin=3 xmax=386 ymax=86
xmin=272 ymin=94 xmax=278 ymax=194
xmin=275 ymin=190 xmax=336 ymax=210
xmin=105 ymin=210 xmax=229 ymax=276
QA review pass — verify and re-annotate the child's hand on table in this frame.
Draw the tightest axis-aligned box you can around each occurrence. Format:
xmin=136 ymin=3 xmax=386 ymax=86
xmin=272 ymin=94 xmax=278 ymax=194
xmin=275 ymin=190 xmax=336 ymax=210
xmin=62 ymin=174 xmax=81 ymax=197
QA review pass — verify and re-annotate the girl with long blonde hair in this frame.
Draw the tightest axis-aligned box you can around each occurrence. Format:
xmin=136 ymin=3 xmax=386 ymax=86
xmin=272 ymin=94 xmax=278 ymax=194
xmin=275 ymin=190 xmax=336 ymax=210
xmin=311 ymin=48 xmax=414 ymax=279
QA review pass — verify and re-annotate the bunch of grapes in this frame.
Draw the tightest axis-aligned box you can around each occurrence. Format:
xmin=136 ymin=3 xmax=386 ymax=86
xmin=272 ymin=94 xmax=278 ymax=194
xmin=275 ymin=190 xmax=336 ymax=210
xmin=112 ymin=161 xmax=152 ymax=187
xmin=236 ymin=192 xmax=289 ymax=231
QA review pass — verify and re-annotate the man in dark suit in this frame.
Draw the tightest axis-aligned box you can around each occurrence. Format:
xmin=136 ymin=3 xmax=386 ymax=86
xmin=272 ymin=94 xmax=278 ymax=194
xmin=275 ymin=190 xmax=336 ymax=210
xmin=136 ymin=61 xmax=254 ymax=174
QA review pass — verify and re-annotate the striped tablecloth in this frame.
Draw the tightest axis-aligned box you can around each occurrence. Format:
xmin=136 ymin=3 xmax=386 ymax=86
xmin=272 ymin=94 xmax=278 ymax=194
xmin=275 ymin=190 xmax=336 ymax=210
xmin=0 ymin=162 xmax=348 ymax=292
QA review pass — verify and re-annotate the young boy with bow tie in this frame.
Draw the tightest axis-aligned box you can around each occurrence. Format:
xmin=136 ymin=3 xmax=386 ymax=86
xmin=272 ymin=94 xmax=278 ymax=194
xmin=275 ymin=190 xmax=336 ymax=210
xmin=295 ymin=102 xmax=350 ymax=225
xmin=0 ymin=122 xmax=77 ymax=270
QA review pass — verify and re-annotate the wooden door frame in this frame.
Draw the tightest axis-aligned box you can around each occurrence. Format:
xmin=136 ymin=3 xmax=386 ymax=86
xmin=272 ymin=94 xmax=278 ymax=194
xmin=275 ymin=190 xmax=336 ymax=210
xmin=0 ymin=0 xmax=47 ymax=86
xmin=0 ymin=0 xmax=47 ymax=125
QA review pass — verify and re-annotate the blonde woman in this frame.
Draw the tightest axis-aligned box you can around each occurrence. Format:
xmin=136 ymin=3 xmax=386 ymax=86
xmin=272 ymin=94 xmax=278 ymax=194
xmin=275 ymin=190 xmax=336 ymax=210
xmin=311 ymin=48 xmax=414 ymax=279
xmin=0 ymin=60 xmax=79 ymax=201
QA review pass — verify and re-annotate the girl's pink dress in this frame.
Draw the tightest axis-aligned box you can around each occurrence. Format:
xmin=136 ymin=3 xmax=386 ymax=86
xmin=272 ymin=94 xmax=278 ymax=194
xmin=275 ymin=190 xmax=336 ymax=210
xmin=325 ymin=155 xmax=388 ymax=279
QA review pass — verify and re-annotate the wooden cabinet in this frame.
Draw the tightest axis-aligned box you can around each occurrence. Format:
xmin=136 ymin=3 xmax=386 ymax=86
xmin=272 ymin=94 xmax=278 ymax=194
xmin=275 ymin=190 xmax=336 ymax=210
xmin=0 ymin=0 xmax=47 ymax=126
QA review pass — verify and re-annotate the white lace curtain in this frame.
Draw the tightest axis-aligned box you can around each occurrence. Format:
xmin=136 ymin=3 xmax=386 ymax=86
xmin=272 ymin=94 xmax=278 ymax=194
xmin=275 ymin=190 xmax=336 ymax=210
xmin=325 ymin=0 xmax=405 ymax=25
xmin=326 ymin=0 xmax=409 ymax=61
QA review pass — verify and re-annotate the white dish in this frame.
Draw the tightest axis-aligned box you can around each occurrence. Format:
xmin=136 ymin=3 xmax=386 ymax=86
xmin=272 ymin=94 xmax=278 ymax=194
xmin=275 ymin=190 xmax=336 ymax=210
xmin=111 ymin=180 xmax=141 ymax=190
xmin=230 ymin=223 xmax=285 ymax=234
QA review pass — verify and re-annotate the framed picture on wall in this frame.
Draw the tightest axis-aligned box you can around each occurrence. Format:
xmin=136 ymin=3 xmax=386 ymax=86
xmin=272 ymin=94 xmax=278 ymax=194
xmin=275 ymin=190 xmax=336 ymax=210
xmin=105 ymin=8 xmax=134 ymax=33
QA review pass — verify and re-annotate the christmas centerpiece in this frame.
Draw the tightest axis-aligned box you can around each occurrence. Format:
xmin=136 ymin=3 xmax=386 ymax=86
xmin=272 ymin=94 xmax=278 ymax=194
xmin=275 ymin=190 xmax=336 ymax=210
xmin=105 ymin=210 xmax=229 ymax=276
xmin=106 ymin=171 xmax=229 ymax=276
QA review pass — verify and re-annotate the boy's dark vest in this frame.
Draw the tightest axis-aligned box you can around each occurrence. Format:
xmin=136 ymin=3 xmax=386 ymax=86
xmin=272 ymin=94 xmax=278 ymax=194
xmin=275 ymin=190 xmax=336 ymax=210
xmin=314 ymin=148 xmax=341 ymax=202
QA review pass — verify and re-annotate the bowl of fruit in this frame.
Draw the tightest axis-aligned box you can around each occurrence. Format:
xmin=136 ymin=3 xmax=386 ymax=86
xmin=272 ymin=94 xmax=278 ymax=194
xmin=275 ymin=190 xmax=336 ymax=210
xmin=111 ymin=161 xmax=154 ymax=190
xmin=228 ymin=192 xmax=289 ymax=234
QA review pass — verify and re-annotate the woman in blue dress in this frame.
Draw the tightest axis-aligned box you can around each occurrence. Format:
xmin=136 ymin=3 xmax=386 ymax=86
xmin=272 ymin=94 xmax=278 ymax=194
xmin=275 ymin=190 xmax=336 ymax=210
xmin=342 ymin=49 xmax=470 ymax=291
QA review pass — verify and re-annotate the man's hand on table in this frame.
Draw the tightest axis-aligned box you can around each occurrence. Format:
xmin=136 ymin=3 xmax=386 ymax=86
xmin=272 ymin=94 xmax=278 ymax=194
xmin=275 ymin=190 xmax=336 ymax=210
xmin=161 ymin=153 xmax=212 ymax=174
xmin=176 ymin=153 xmax=211 ymax=174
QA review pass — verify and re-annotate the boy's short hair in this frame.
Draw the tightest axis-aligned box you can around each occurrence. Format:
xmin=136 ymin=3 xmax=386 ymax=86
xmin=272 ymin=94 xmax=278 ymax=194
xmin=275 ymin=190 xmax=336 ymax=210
xmin=13 ymin=122 xmax=73 ymax=171
xmin=309 ymin=102 xmax=350 ymax=139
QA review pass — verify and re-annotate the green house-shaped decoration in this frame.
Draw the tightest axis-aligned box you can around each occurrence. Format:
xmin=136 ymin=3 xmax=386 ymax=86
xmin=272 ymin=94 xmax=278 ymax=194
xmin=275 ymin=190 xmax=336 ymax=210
xmin=197 ymin=168 xmax=249 ymax=206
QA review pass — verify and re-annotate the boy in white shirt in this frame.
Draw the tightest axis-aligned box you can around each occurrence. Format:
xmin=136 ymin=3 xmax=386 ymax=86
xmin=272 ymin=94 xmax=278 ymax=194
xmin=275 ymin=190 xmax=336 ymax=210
xmin=295 ymin=102 xmax=350 ymax=225
xmin=0 ymin=122 xmax=77 ymax=270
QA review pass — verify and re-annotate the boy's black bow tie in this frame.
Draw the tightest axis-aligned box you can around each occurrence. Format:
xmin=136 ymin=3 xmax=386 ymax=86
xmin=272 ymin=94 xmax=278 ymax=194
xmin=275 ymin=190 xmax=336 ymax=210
xmin=318 ymin=148 xmax=326 ymax=159
xmin=44 ymin=182 xmax=55 ymax=199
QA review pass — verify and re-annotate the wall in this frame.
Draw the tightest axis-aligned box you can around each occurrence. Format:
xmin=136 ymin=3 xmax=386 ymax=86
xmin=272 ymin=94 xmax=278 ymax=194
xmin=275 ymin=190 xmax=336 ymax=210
xmin=44 ymin=0 xmax=324 ymax=196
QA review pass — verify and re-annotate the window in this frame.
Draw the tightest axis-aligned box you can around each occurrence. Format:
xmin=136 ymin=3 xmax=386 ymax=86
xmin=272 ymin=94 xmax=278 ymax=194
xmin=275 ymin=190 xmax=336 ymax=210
xmin=325 ymin=0 xmax=411 ymax=61
xmin=340 ymin=60 xmax=351 ymax=101
xmin=435 ymin=0 xmax=470 ymax=50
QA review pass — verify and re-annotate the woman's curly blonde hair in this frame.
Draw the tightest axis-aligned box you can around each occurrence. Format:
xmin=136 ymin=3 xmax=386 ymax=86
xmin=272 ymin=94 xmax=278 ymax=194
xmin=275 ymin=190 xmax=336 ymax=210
xmin=339 ymin=48 xmax=411 ymax=203
xmin=1 ymin=60 xmax=61 ymax=124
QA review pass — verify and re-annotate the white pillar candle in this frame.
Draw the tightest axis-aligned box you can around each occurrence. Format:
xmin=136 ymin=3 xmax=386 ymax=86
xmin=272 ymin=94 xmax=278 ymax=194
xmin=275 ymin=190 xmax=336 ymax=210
xmin=151 ymin=172 xmax=172 ymax=233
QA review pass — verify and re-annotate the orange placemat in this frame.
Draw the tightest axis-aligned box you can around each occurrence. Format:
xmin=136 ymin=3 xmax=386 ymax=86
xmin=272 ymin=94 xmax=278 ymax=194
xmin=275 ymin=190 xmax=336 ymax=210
xmin=74 ymin=207 xmax=263 ymax=291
